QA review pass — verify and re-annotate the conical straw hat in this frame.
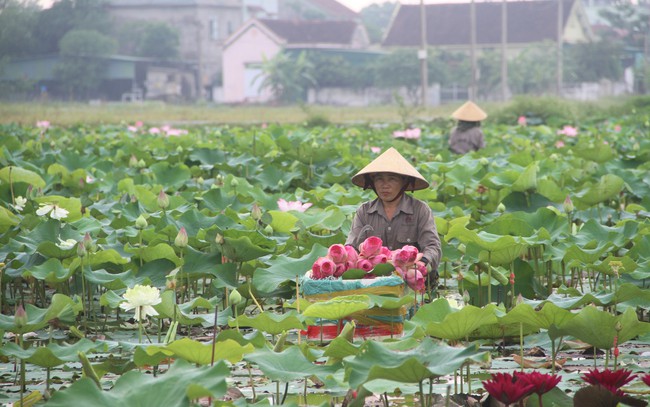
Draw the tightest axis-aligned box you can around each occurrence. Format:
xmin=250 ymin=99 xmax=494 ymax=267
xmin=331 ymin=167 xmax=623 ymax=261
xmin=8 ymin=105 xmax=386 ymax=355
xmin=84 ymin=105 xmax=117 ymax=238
xmin=351 ymin=147 xmax=429 ymax=190
xmin=451 ymin=101 xmax=487 ymax=121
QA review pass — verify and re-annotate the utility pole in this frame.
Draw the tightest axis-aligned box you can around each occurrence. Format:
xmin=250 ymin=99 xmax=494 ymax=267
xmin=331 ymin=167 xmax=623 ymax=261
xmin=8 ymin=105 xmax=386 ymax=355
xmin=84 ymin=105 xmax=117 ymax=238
xmin=470 ymin=0 xmax=477 ymax=101
xmin=501 ymin=0 xmax=508 ymax=101
xmin=556 ymin=0 xmax=563 ymax=96
xmin=419 ymin=0 xmax=428 ymax=106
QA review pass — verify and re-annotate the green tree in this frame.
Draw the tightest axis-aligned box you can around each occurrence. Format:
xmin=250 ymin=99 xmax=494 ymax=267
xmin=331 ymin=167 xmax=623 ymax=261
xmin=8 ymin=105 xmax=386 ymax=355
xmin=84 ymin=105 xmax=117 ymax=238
xmin=564 ymin=40 xmax=623 ymax=83
xmin=360 ymin=2 xmax=398 ymax=44
xmin=508 ymin=42 xmax=557 ymax=95
xmin=55 ymin=29 xmax=117 ymax=99
xmin=304 ymin=51 xmax=374 ymax=89
xmin=0 ymin=0 xmax=39 ymax=57
xmin=136 ymin=22 xmax=179 ymax=60
xmin=599 ymin=3 xmax=649 ymax=51
xmin=256 ymin=52 xmax=316 ymax=104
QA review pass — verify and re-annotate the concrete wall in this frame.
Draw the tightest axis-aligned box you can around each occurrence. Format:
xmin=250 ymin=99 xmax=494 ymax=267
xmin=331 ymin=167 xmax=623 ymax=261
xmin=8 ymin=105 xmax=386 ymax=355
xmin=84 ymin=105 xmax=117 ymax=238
xmin=307 ymin=84 xmax=441 ymax=107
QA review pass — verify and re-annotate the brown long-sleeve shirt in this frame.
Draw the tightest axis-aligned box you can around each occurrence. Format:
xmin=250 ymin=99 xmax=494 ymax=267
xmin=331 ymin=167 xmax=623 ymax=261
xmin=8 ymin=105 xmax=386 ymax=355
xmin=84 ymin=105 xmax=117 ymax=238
xmin=449 ymin=126 xmax=485 ymax=154
xmin=345 ymin=194 xmax=442 ymax=270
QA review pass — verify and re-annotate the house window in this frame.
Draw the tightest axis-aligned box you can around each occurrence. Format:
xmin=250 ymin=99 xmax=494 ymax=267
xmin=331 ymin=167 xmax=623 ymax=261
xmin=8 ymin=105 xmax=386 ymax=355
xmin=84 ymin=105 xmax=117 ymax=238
xmin=210 ymin=18 xmax=219 ymax=40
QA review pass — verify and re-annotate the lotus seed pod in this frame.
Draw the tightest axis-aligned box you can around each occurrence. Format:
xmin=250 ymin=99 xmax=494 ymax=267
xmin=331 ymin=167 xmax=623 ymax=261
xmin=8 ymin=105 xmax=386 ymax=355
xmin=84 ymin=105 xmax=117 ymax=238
xmin=479 ymin=157 xmax=489 ymax=166
xmin=264 ymin=224 xmax=273 ymax=235
xmin=497 ymin=203 xmax=506 ymax=213
xmin=135 ymin=215 xmax=148 ymax=229
xmin=137 ymin=159 xmax=146 ymax=168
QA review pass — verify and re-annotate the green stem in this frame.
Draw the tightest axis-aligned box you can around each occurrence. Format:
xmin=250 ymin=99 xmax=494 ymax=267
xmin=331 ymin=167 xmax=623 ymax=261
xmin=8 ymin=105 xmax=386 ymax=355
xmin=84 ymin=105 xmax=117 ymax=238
xmin=520 ymin=322 xmax=524 ymax=372
xmin=138 ymin=314 xmax=143 ymax=344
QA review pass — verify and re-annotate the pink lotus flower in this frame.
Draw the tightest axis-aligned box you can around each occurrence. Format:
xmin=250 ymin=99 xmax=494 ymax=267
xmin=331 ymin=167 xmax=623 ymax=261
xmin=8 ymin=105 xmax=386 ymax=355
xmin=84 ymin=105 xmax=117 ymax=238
xmin=135 ymin=121 xmax=144 ymax=127
xmin=356 ymin=259 xmax=374 ymax=272
xmin=517 ymin=116 xmax=527 ymax=126
xmin=327 ymin=244 xmax=348 ymax=264
xmin=392 ymin=246 xmax=419 ymax=267
xmin=149 ymin=127 xmax=161 ymax=134
xmin=557 ymin=125 xmax=578 ymax=137
xmin=555 ymin=140 xmax=565 ymax=148
xmin=277 ymin=198 xmax=312 ymax=212
xmin=345 ymin=245 xmax=359 ymax=265
xmin=127 ymin=125 xmax=138 ymax=132
xmin=582 ymin=368 xmax=636 ymax=394
xmin=333 ymin=263 xmax=347 ymax=278
xmin=370 ymin=146 xmax=381 ymax=154
xmin=359 ymin=236 xmax=383 ymax=257
xmin=614 ymin=125 xmax=621 ymax=132
xmin=393 ymin=128 xmax=421 ymax=140
xmin=405 ymin=268 xmax=425 ymax=292
xmin=312 ymin=257 xmax=336 ymax=279
xmin=36 ymin=120 xmax=50 ymax=129
xmin=370 ymin=253 xmax=388 ymax=266
xmin=483 ymin=372 xmax=535 ymax=406
xmin=416 ymin=260 xmax=428 ymax=276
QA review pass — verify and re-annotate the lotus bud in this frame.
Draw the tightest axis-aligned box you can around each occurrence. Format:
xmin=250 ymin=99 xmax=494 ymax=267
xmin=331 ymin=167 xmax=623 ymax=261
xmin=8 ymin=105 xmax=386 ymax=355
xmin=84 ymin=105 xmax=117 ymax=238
xmin=516 ymin=293 xmax=525 ymax=305
xmin=26 ymin=185 xmax=34 ymax=200
xmin=229 ymin=289 xmax=243 ymax=305
xmin=215 ymin=174 xmax=224 ymax=186
xmin=83 ymin=232 xmax=92 ymax=250
xmin=174 ymin=227 xmax=188 ymax=248
xmin=479 ymin=157 xmax=489 ymax=166
xmin=251 ymin=203 xmax=262 ymax=221
xmin=264 ymin=224 xmax=273 ymax=235
xmin=135 ymin=215 xmax=148 ymax=229
xmin=129 ymin=155 xmax=138 ymax=167
xmin=215 ymin=233 xmax=224 ymax=245
xmin=458 ymin=243 xmax=466 ymax=254
xmin=157 ymin=190 xmax=169 ymax=209
xmin=615 ymin=321 xmax=622 ymax=332
xmin=137 ymin=159 xmax=146 ymax=168
xmin=497 ymin=203 xmax=506 ymax=213
xmin=176 ymin=146 xmax=183 ymax=154
xmin=563 ymin=195 xmax=574 ymax=213
xmin=230 ymin=178 xmax=239 ymax=188
xmin=77 ymin=241 xmax=87 ymax=257
xmin=166 ymin=278 xmax=177 ymax=290
xmin=434 ymin=154 xmax=443 ymax=161
xmin=197 ymin=176 xmax=204 ymax=184
xmin=15 ymin=304 xmax=27 ymax=328
xmin=278 ymin=180 xmax=284 ymax=188
xmin=549 ymin=153 xmax=558 ymax=161
xmin=462 ymin=289 xmax=470 ymax=305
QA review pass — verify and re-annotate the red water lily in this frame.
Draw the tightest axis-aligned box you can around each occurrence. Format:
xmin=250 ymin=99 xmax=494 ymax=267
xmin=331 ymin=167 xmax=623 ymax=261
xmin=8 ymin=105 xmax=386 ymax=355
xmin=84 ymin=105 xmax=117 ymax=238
xmin=515 ymin=371 xmax=561 ymax=407
xmin=581 ymin=368 xmax=637 ymax=394
xmin=482 ymin=372 xmax=535 ymax=406
xmin=642 ymin=373 xmax=650 ymax=387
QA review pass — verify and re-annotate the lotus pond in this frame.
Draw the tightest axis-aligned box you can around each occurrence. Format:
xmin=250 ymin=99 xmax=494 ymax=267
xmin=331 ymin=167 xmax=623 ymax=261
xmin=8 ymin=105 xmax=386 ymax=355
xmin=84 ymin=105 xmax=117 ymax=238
xmin=1 ymin=117 xmax=650 ymax=406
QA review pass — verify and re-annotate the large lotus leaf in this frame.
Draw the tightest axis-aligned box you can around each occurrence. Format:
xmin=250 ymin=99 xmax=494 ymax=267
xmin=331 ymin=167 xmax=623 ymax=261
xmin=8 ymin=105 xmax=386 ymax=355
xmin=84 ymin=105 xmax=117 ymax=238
xmin=528 ymin=283 xmax=650 ymax=310
xmin=22 ymin=258 xmax=74 ymax=283
xmin=199 ymin=189 xmax=239 ymax=212
xmin=256 ymin=165 xmax=301 ymax=191
xmin=481 ymin=169 xmax=521 ymax=189
xmin=189 ymin=148 xmax=226 ymax=166
xmin=465 ymin=240 xmax=528 ymax=266
xmin=0 ymin=165 xmax=46 ymax=188
xmin=302 ymin=295 xmax=371 ymax=320
xmin=153 ymin=290 xmax=214 ymax=326
xmin=84 ymin=269 xmax=134 ymax=290
xmin=215 ymin=329 xmax=268 ymax=349
xmin=0 ymin=293 xmax=80 ymax=334
xmin=511 ymin=162 xmax=538 ymax=192
xmin=410 ymin=299 xmax=454 ymax=327
xmin=229 ymin=311 xmax=305 ymax=335
xmin=365 ymin=294 xmax=414 ymax=310
xmin=86 ymin=249 xmax=130 ymax=267
xmin=482 ymin=217 xmax=535 ymax=237
xmin=181 ymin=246 xmax=230 ymax=279
xmin=221 ymin=229 xmax=276 ymax=262
xmin=499 ymin=302 xmax=575 ymax=334
xmin=323 ymin=336 xmax=362 ymax=361
xmin=572 ymin=138 xmax=615 ymax=163
xmin=538 ymin=177 xmax=569 ymax=202
xmin=45 ymin=359 xmax=229 ymax=407
xmin=572 ymin=219 xmax=638 ymax=250
xmin=0 ymin=206 xmax=20 ymax=232
xmin=0 ymin=338 xmax=105 ymax=368
xmin=143 ymin=338 xmax=254 ymax=365
xmin=150 ymin=162 xmax=191 ymax=189
xmin=244 ymin=345 xmax=342 ymax=382
xmin=346 ymin=338 xmax=490 ymax=388
xmin=33 ymin=195 xmax=83 ymax=222
xmin=36 ymin=241 xmax=77 ymax=259
xmin=435 ymin=215 xmax=471 ymax=236
xmin=573 ymin=174 xmax=624 ymax=207
xmin=175 ymin=209 xmax=220 ymax=238
xmin=268 ymin=210 xmax=299 ymax=233
xmin=446 ymin=225 xmax=529 ymax=265
xmin=142 ymin=243 xmax=181 ymax=266
xmin=292 ymin=207 xmax=347 ymax=231
xmin=562 ymin=306 xmax=650 ymax=349
xmin=253 ymin=243 xmax=328 ymax=292
xmin=591 ymin=255 xmax=637 ymax=275
xmin=562 ymin=243 xmax=612 ymax=268
xmin=422 ymin=303 xmax=500 ymax=341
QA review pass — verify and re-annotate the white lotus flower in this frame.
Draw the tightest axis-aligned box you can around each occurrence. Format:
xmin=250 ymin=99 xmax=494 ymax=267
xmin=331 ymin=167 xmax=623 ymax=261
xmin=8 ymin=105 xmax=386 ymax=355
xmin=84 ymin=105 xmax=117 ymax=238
xmin=36 ymin=203 xmax=69 ymax=220
xmin=14 ymin=196 xmax=27 ymax=212
xmin=56 ymin=238 xmax=77 ymax=250
xmin=119 ymin=284 xmax=161 ymax=321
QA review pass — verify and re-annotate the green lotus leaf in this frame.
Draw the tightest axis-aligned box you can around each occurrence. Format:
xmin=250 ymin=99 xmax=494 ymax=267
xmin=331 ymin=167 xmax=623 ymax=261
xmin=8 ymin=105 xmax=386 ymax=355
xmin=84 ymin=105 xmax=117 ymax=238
xmin=268 ymin=210 xmax=299 ymax=233
xmin=302 ymin=295 xmax=371 ymax=320
xmin=572 ymin=219 xmax=638 ymax=250
xmin=592 ymin=255 xmax=637 ymax=275
xmin=572 ymin=138 xmax=615 ymax=163
xmin=0 ymin=206 xmax=20 ymax=233
xmin=538 ymin=177 xmax=569 ymax=202
xmin=292 ymin=207 xmax=347 ymax=231
xmin=371 ymin=263 xmax=395 ymax=277
xmin=574 ymin=174 xmax=624 ymax=207
xmin=144 ymin=338 xmax=254 ymax=365
xmin=435 ymin=215 xmax=471 ymax=236
xmin=0 ymin=338 xmax=105 ymax=368
xmin=83 ymin=269 xmax=133 ymax=290
xmin=253 ymin=243 xmax=328 ymax=292
xmin=244 ymin=345 xmax=342 ymax=383
xmin=563 ymin=243 xmax=612 ymax=268
xmin=446 ymin=225 xmax=529 ymax=265
xmin=150 ymin=162 xmax=191 ymax=189
xmin=45 ymin=359 xmax=229 ymax=407
xmin=229 ymin=311 xmax=305 ymax=335
xmin=22 ymin=258 xmax=73 ymax=283
xmin=415 ymin=301 xmax=500 ymax=341
xmin=153 ymin=290 xmax=217 ymax=326
xmin=511 ymin=162 xmax=538 ymax=192
xmin=563 ymin=306 xmax=650 ymax=349
xmin=365 ymin=294 xmax=414 ymax=310
xmin=499 ymin=302 xmax=575 ymax=337
xmin=410 ymin=299 xmax=454 ymax=326
xmin=256 ymin=165 xmax=301 ymax=191
xmin=0 ymin=293 xmax=81 ymax=334
xmin=221 ymin=229 xmax=276 ymax=262
xmin=199 ymin=189 xmax=239 ymax=213
xmin=36 ymin=241 xmax=77 ymax=259
xmin=189 ymin=147 xmax=226 ymax=166
xmin=346 ymin=338 xmax=490 ymax=388
xmin=142 ymin=243 xmax=181 ymax=266
xmin=0 ymin=165 xmax=46 ymax=188
xmin=341 ymin=268 xmax=366 ymax=279
xmin=86 ymin=249 xmax=130 ymax=267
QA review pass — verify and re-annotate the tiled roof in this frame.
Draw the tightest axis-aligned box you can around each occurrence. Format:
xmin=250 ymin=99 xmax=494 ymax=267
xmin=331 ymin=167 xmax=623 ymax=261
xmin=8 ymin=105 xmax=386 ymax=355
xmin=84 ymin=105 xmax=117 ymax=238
xmin=383 ymin=0 xmax=577 ymax=47
xmin=259 ymin=18 xmax=359 ymax=44
xmin=308 ymin=0 xmax=358 ymax=20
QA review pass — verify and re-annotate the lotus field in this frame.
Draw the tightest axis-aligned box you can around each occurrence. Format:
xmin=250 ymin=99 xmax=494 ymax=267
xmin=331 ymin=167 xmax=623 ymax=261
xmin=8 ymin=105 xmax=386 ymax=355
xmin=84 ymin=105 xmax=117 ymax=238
xmin=2 ymin=115 xmax=650 ymax=407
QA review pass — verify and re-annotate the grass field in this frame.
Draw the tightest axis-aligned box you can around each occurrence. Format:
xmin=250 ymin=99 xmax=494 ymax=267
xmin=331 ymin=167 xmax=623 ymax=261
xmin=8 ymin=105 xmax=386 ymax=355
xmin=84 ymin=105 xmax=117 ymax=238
xmin=0 ymin=101 xmax=497 ymax=126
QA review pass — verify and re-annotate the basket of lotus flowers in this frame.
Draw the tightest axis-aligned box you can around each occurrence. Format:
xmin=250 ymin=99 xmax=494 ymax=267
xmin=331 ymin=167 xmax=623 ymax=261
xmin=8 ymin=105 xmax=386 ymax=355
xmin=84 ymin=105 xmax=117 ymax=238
xmin=300 ymin=236 xmax=428 ymax=340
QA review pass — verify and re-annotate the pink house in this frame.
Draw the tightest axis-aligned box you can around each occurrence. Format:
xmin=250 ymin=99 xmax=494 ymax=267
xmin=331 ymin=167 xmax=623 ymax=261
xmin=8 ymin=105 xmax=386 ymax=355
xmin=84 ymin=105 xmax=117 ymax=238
xmin=221 ymin=18 xmax=370 ymax=103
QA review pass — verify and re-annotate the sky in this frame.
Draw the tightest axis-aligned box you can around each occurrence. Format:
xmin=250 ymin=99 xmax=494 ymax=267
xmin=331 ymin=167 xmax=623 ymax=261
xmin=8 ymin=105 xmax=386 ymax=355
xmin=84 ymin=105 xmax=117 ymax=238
xmin=339 ymin=0 xmax=420 ymax=11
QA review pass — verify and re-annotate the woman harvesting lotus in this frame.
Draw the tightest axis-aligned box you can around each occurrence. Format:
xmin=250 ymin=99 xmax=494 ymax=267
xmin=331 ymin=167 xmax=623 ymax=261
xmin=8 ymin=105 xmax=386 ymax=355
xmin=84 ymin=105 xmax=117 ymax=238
xmin=345 ymin=147 xmax=442 ymax=288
